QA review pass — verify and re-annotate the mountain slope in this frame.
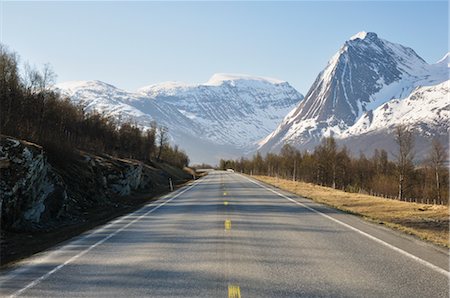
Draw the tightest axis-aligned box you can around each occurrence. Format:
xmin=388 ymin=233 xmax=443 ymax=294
xmin=340 ymin=79 xmax=449 ymax=159
xmin=136 ymin=73 xmax=303 ymax=147
xmin=259 ymin=32 xmax=449 ymax=156
xmin=56 ymin=74 xmax=303 ymax=164
xmin=56 ymin=80 xmax=204 ymax=138
xmin=344 ymin=80 xmax=449 ymax=138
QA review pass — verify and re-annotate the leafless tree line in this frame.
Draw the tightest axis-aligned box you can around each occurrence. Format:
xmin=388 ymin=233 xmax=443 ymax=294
xmin=220 ymin=126 xmax=448 ymax=205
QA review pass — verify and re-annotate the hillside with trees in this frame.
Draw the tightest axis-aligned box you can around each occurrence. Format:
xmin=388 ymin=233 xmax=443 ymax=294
xmin=0 ymin=44 xmax=189 ymax=168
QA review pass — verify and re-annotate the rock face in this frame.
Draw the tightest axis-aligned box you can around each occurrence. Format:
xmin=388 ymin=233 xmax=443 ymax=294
xmin=259 ymin=32 xmax=449 ymax=158
xmin=0 ymin=136 xmax=187 ymax=231
xmin=81 ymin=155 xmax=158 ymax=197
xmin=0 ymin=137 xmax=68 ymax=230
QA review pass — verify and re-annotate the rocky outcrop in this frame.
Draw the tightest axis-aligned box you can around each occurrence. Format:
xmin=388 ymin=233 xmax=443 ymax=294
xmin=0 ymin=136 xmax=189 ymax=231
xmin=0 ymin=137 xmax=68 ymax=230
xmin=81 ymin=154 xmax=164 ymax=197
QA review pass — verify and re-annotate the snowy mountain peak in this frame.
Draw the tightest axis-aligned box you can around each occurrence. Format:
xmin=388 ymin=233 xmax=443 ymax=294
xmin=138 ymin=73 xmax=287 ymax=96
xmin=137 ymin=81 xmax=192 ymax=96
xmin=436 ymin=52 xmax=450 ymax=66
xmin=305 ymin=32 xmax=428 ymax=123
xmin=58 ymin=80 xmax=115 ymax=89
xmin=349 ymin=31 xmax=378 ymax=42
xmin=350 ymin=31 xmax=368 ymax=40
xmin=55 ymin=80 xmax=122 ymax=96
xmin=204 ymin=73 xmax=286 ymax=86
xmin=259 ymin=32 xmax=448 ymax=156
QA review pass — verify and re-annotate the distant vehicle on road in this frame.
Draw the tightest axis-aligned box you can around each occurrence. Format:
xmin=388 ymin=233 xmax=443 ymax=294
xmin=226 ymin=168 xmax=235 ymax=172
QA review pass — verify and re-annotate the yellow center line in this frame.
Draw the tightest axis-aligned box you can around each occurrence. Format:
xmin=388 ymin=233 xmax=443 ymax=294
xmin=223 ymin=191 xmax=227 ymax=196
xmin=228 ymin=284 xmax=241 ymax=298
xmin=224 ymin=219 xmax=231 ymax=231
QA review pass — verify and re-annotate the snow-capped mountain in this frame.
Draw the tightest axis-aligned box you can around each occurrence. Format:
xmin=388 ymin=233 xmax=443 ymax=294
xmin=339 ymin=79 xmax=449 ymax=159
xmin=136 ymin=73 xmax=302 ymax=147
xmin=56 ymin=32 xmax=448 ymax=163
xmin=56 ymin=80 xmax=203 ymax=137
xmin=344 ymin=81 xmax=449 ymax=138
xmin=259 ymin=32 xmax=449 ymax=157
xmin=56 ymin=74 xmax=303 ymax=164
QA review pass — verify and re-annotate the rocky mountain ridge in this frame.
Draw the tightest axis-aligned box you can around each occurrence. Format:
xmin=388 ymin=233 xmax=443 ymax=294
xmin=258 ymin=32 xmax=449 ymax=158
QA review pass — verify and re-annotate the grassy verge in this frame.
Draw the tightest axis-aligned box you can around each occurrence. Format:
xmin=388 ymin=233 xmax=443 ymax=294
xmin=251 ymin=175 xmax=449 ymax=248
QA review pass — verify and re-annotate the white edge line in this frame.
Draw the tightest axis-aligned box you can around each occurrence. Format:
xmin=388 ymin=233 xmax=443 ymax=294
xmin=8 ymin=178 xmax=204 ymax=297
xmin=240 ymin=174 xmax=450 ymax=277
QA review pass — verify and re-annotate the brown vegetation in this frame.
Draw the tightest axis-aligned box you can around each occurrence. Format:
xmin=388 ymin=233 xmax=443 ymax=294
xmin=252 ymin=175 xmax=449 ymax=247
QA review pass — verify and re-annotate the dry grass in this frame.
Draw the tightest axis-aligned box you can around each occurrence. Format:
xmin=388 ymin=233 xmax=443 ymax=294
xmin=252 ymin=175 xmax=449 ymax=247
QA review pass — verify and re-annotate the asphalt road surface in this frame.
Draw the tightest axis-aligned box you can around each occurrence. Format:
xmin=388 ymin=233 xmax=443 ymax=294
xmin=1 ymin=171 xmax=449 ymax=297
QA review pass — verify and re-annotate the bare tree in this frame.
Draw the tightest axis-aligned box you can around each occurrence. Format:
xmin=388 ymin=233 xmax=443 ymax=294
xmin=394 ymin=125 xmax=415 ymax=200
xmin=315 ymin=136 xmax=337 ymax=188
xmin=280 ymin=144 xmax=296 ymax=179
xmin=0 ymin=45 xmax=21 ymax=133
xmin=429 ymin=138 xmax=446 ymax=202
xmin=23 ymin=63 xmax=55 ymax=95
xmin=23 ymin=63 xmax=56 ymax=139
xmin=156 ymin=126 xmax=169 ymax=161
xmin=144 ymin=121 xmax=157 ymax=160
xmin=253 ymin=151 xmax=264 ymax=175
xmin=40 ymin=63 xmax=56 ymax=92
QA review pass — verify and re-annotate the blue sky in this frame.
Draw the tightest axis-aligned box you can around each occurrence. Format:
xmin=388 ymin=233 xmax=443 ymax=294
xmin=1 ymin=1 xmax=448 ymax=93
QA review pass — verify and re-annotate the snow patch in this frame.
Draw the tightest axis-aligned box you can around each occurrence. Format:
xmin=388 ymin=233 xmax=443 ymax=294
xmin=204 ymin=73 xmax=285 ymax=86
xmin=343 ymin=80 xmax=450 ymax=137
xmin=178 ymin=109 xmax=197 ymax=120
xmin=350 ymin=31 xmax=368 ymax=40
xmin=436 ymin=52 xmax=450 ymax=67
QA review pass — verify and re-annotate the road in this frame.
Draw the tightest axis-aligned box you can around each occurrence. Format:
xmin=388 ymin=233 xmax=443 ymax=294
xmin=1 ymin=171 xmax=449 ymax=297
